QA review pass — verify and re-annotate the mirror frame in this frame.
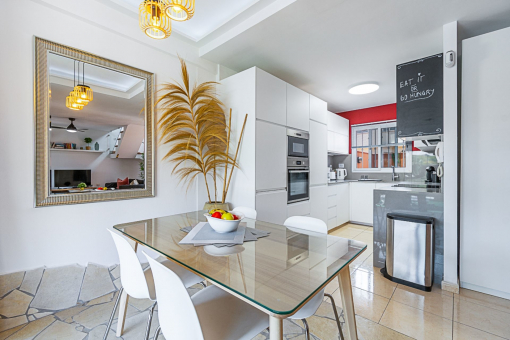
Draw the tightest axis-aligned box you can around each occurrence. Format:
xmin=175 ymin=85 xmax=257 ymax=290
xmin=34 ymin=37 xmax=155 ymax=207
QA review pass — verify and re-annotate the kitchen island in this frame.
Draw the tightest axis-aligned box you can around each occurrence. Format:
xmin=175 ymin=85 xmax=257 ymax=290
xmin=373 ymin=185 xmax=444 ymax=283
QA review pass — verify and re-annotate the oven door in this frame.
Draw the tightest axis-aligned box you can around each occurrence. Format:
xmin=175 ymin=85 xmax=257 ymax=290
xmin=288 ymin=169 xmax=310 ymax=203
xmin=288 ymin=136 xmax=309 ymax=158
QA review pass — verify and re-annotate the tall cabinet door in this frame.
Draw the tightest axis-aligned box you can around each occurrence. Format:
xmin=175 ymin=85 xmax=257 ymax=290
xmin=255 ymin=121 xmax=287 ymax=191
xmin=256 ymin=190 xmax=287 ymax=225
xmin=336 ymin=184 xmax=350 ymax=226
xmin=256 ymin=68 xmax=286 ymax=125
xmin=350 ymin=182 xmax=376 ymax=225
xmin=286 ymin=84 xmax=310 ymax=131
xmin=310 ymin=185 xmax=327 ymax=223
xmin=310 ymin=95 xmax=327 ymax=124
xmin=309 ymin=121 xmax=328 ymax=186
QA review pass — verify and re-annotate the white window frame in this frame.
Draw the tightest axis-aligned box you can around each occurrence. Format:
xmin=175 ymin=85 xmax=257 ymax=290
xmin=351 ymin=121 xmax=412 ymax=173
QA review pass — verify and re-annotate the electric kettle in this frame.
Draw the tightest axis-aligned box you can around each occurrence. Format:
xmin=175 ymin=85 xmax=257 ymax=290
xmin=336 ymin=169 xmax=347 ymax=180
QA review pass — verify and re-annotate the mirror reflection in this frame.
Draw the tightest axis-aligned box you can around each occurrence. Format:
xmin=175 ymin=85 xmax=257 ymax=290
xmin=48 ymin=53 xmax=146 ymax=195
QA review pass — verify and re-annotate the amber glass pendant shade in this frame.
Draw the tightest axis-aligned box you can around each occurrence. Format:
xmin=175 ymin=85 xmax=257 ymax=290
xmin=139 ymin=0 xmax=172 ymax=39
xmin=72 ymin=85 xmax=93 ymax=103
xmin=66 ymin=95 xmax=84 ymax=111
xmin=165 ymin=0 xmax=194 ymax=21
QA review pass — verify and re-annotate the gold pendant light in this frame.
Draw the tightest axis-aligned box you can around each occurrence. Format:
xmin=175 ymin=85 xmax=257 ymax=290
xmin=139 ymin=0 xmax=172 ymax=40
xmin=66 ymin=96 xmax=85 ymax=110
xmin=165 ymin=0 xmax=194 ymax=21
xmin=73 ymin=62 xmax=93 ymax=104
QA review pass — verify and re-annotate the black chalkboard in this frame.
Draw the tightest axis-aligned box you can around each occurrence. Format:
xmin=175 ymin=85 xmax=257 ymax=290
xmin=396 ymin=54 xmax=443 ymax=138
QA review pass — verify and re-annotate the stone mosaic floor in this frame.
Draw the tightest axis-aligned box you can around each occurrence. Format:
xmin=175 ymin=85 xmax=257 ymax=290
xmin=0 ymin=262 xmax=345 ymax=340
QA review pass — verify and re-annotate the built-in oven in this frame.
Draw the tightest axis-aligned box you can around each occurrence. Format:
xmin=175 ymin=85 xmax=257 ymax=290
xmin=287 ymin=129 xmax=309 ymax=158
xmin=287 ymin=157 xmax=309 ymax=203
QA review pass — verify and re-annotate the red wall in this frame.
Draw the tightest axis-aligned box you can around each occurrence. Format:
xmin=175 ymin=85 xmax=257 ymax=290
xmin=336 ymin=103 xmax=418 ymax=153
xmin=336 ymin=104 xmax=396 ymax=154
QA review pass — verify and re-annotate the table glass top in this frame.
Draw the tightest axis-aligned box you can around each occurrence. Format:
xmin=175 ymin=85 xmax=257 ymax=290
xmin=113 ymin=211 xmax=366 ymax=315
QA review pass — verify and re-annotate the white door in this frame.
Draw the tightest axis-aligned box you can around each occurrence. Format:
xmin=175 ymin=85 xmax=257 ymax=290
xmin=336 ymin=184 xmax=350 ymax=226
xmin=255 ymin=120 xmax=287 ymax=191
xmin=350 ymin=182 xmax=376 ymax=225
xmin=309 ymin=121 xmax=328 ymax=186
xmin=309 ymin=95 xmax=327 ymax=124
xmin=255 ymin=190 xmax=287 ymax=224
xmin=309 ymin=185 xmax=327 ymax=223
xmin=256 ymin=68 xmax=286 ymax=125
xmin=286 ymin=84 xmax=310 ymax=131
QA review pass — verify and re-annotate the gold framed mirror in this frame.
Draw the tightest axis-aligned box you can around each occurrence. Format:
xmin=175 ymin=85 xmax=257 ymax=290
xmin=34 ymin=37 xmax=155 ymax=207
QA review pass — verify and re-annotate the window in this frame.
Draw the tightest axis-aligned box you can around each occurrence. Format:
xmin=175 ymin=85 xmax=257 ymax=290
xmin=351 ymin=121 xmax=411 ymax=173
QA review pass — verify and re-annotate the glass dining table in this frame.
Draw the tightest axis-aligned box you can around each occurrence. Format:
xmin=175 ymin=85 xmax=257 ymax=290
xmin=113 ymin=211 xmax=367 ymax=340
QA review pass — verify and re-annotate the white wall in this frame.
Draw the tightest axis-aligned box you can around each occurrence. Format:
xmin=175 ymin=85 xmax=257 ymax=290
xmin=442 ymin=22 xmax=460 ymax=289
xmin=0 ymin=0 xmax=217 ymax=274
xmin=460 ymin=26 xmax=510 ymax=299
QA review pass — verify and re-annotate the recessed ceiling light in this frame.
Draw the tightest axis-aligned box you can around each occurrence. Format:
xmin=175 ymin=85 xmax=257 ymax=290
xmin=349 ymin=83 xmax=379 ymax=95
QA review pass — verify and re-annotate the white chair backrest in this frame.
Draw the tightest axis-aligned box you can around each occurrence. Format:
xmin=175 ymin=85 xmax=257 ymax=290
xmin=107 ymin=230 xmax=151 ymax=299
xmin=283 ymin=216 xmax=328 ymax=234
xmin=143 ymin=252 xmax=204 ymax=340
xmin=232 ymin=206 xmax=257 ymax=220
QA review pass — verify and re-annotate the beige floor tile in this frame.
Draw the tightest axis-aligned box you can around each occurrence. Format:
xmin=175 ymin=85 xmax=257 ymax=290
xmin=454 ymin=296 xmax=510 ymax=339
xmin=6 ymin=315 xmax=55 ymax=340
xmin=356 ymin=255 xmax=376 ymax=273
xmin=351 ymin=269 xmax=396 ymax=299
xmin=332 ymin=286 xmax=389 ymax=323
xmin=0 ymin=290 xmax=33 ymax=317
xmin=324 ymin=279 xmax=339 ymax=296
xmin=0 ymin=324 xmax=25 ymax=340
xmin=457 ymin=288 xmax=510 ymax=314
xmin=355 ymin=315 xmax=414 ymax=340
xmin=453 ymin=322 xmax=507 ymax=340
xmin=0 ymin=273 xmax=24 ymax=298
xmin=380 ymin=300 xmax=452 ymax=340
xmin=330 ymin=225 xmax=366 ymax=239
xmin=35 ymin=320 xmax=86 ymax=340
xmin=306 ymin=315 xmax=341 ymax=340
xmin=392 ymin=286 xmax=453 ymax=320
xmin=0 ymin=316 xmax=28 ymax=333
xmin=399 ymin=283 xmax=453 ymax=298
xmin=55 ymin=305 xmax=89 ymax=323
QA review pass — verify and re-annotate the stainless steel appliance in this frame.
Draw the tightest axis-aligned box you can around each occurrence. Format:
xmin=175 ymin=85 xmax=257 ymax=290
xmin=287 ymin=156 xmax=309 ymax=203
xmin=382 ymin=214 xmax=435 ymax=291
xmin=286 ymin=229 xmax=309 ymax=268
xmin=287 ymin=129 xmax=309 ymax=158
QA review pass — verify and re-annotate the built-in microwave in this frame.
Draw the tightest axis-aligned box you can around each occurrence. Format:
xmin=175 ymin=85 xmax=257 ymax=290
xmin=287 ymin=129 xmax=309 ymax=158
xmin=287 ymin=157 xmax=309 ymax=204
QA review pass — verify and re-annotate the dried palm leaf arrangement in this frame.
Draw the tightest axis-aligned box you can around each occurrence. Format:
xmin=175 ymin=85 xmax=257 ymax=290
xmin=157 ymin=57 xmax=247 ymax=204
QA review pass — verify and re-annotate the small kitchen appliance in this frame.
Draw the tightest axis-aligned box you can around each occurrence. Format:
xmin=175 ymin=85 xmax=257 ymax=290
xmin=287 ymin=128 xmax=309 ymax=158
xmin=336 ymin=169 xmax=347 ymax=180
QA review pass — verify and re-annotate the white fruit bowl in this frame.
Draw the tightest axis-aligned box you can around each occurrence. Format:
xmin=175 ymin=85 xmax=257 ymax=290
xmin=204 ymin=211 xmax=244 ymax=233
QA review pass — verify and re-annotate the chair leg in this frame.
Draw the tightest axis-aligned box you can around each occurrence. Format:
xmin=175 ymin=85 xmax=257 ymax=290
xmin=324 ymin=293 xmax=345 ymax=340
xmin=144 ymin=302 xmax=157 ymax=340
xmin=103 ymin=287 xmax=123 ymax=340
xmin=301 ymin=319 xmax=310 ymax=340
xmin=154 ymin=326 xmax=161 ymax=339
xmin=199 ymin=281 xmax=207 ymax=288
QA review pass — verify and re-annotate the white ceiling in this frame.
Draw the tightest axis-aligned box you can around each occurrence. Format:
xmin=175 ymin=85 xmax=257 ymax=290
xmin=49 ymin=54 xmax=145 ymax=132
xmin=105 ymin=0 xmax=510 ymax=112
xmin=112 ymin=0 xmax=269 ymax=41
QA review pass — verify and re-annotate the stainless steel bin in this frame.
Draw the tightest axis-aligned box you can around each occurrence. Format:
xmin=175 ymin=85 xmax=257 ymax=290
xmin=382 ymin=214 xmax=434 ymax=291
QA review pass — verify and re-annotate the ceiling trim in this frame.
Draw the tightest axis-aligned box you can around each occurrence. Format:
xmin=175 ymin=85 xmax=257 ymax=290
xmin=199 ymin=0 xmax=296 ymax=57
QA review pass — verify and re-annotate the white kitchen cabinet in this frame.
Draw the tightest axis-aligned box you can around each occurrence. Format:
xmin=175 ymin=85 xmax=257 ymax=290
xmin=327 ymin=131 xmax=349 ymax=155
xmin=256 ymin=120 xmax=287 ymax=191
xmin=375 ymin=182 xmax=393 ymax=189
xmin=256 ymin=68 xmax=287 ymax=125
xmin=309 ymin=95 xmax=327 ymax=125
xmin=286 ymin=84 xmax=310 ymax=131
xmin=287 ymin=200 xmax=310 ymax=218
xmin=350 ymin=182 xmax=376 ymax=225
xmin=327 ymin=111 xmax=349 ymax=135
xmin=309 ymin=120 xmax=328 ymax=186
xmin=309 ymin=185 xmax=327 ymax=223
xmin=336 ymin=184 xmax=350 ymax=226
xmin=327 ymin=218 xmax=338 ymax=230
xmin=256 ymin=190 xmax=287 ymax=224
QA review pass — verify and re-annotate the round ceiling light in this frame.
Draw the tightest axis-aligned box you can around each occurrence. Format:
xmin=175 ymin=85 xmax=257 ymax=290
xmin=348 ymin=83 xmax=379 ymax=95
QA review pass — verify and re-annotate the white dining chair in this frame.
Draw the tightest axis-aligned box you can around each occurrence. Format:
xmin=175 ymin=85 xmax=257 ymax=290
xmin=283 ymin=216 xmax=345 ymax=340
xmin=143 ymin=251 xmax=269 ymax=340
xmin=232 ymin=206 xmax=257 ymax=219
xmin=104 ymin=230 xmax=205 ymax=340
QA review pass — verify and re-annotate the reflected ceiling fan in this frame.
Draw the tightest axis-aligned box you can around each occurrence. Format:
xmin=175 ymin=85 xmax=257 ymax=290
xmin=50 ymin=117 xmax=88 ymax=133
